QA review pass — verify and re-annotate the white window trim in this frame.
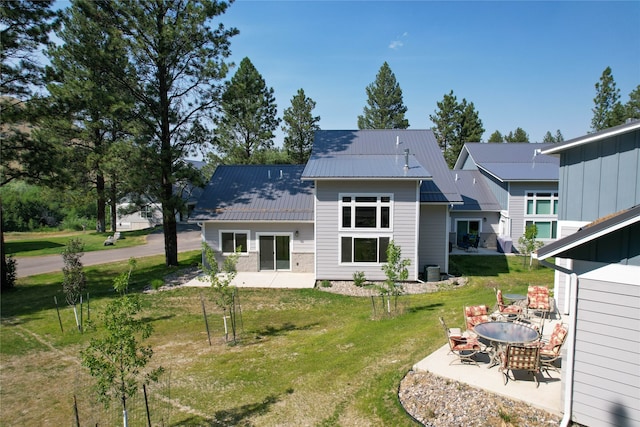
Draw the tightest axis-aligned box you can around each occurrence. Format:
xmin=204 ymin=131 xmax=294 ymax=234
xmin=524 ymin=220 xmax=557 ymax=240
xmin=454 ymin=218 xmax=483 ymax=234
xmin=338 ymin=193 xmax=394 ymax=231
xmin=338 ymin=233 xmax=392 ymax=265
xmin=219 ymin=230 xmax=250 ymax=255
xmin=525 ymin=191 xmax=559 ymax=217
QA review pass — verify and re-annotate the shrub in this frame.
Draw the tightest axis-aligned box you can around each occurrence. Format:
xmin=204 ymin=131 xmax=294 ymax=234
xmin=320 ymin=280 xmax=332 ymax=288
xmin=353 ymin=271 xmax=367 ymax=287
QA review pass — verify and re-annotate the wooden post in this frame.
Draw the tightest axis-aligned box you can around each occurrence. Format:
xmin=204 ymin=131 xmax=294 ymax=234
xmin=54 ymin=296 xmax=63 ymax=332
xmin=143 ymin=384 xmax=152 ymax=427
xmin=200 ymin=293 xmax=211 ymax=346
xmin=73 ymin=394 xmax=80 ymax=427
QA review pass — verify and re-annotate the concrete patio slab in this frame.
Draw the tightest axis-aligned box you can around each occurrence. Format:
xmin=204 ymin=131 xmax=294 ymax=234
xmin=412 ymin=316 xmax=565 ymax=417
xmin=184 ymin=272 xmax=316 ymax=289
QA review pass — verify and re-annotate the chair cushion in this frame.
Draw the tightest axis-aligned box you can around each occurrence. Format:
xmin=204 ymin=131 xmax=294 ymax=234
xmin=451 ymin=337 xmax=480 ymax=351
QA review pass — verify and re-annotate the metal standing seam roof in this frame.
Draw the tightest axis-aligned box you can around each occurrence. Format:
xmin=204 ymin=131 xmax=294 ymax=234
xmin=540 ymin=120 xmax=640 ymax=156
xmin=189 ymin=165 xmax=314 ymax=222
xmin=450 ymin=170 xmax=502 ymax=212
xmin=303 ymin=130 xmax=462 ymax=204
xmin=536 ymin=204 xmax=640 ymax=260
xmin=460 ymin=142 xmax=559 ymax=182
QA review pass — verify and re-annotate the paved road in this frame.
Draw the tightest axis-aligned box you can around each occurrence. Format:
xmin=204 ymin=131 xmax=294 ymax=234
xmin=15 ymin=225 xmax=202 ymax=278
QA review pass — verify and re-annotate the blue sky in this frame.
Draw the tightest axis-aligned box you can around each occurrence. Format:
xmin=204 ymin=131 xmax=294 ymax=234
xmin=219 ymin=0 xmax=640 ymax=144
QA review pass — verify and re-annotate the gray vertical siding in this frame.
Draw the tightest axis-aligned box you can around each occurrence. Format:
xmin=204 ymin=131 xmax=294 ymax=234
xmin=560 ymin=130 xmax=640 ymax=222
xmin=508 ymin=182 xmax=558 ymax=246
xmin=418 ymin=204 xmax=449 ymax=275
xmin=570 ymin=272 xmax=640 ymax=427
xmin=315 ymin=180 xmax=420 ymax=281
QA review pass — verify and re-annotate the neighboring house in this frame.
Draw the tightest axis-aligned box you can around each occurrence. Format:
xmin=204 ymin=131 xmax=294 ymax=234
xmin=190 ymin=164 xmax=315 ymax=273
xmin=116 ymin=159 xmax=206 ymax=230
xmin=449 ymin=169 xmax=502 ymax=249
xmin=535 ymin=120 xmax=640 ymax=427
xmin=453 ymin=143 xmax=559 ymax=252
xmin=191 ymin=129 xmax=462 ymax=281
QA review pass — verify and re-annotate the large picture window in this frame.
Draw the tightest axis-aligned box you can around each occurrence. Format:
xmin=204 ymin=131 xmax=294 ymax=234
xmin=341 ymin=236 xmax=389 ymax=263
xmin=340 ymin=194 xmax=392 ymax=230
xmin=221 ymin=232 xmax=248 ymax=253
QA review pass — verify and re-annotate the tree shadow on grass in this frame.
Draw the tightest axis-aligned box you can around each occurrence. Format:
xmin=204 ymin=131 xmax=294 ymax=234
xmin=406 ymin=302 xmax=444 ymax=314
xmin=252 ymin=322 xmax=320 ymax=339
xmin=6 ymin=240 xmax=64 ymax=254
xmin=171 ymin=392 xmax=286 ymax=426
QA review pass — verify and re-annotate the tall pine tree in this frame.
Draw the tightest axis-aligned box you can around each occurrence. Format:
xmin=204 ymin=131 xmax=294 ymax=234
xmin=591 ymin=67 xmax=626 ymax=131
xmin=357 ymin=62 xmax=409 ymax=129
xmin=45 ymin=1 xmax=138 ymax=232
xmin=79 ymin=0 xmax=237 ymax=267
xmin=282 ymin=89 xmax=320 ymax=165
xmin=1 ymin=0 xmax=59 ymax=291
xmin=429 ymin=90 xmax=484 ymax=168
xmin=213 ymin=57 xmax=280 ymax=164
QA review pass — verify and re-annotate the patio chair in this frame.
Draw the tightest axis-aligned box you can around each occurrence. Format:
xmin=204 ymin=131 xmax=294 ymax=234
xmin=439 ymin=317 xmax=482 ymax=366
xmin=500 ymin=344 xmax=541 ymax=387
xmin=463 ymin=304 xmax=490 ymax=335
xmin=493 ymin=289 xmax=523 ymax=320
xmin=526 ymin=286 xmax=551 ymax=320
xmin=531 ymin=323 xmax=568 ymax=373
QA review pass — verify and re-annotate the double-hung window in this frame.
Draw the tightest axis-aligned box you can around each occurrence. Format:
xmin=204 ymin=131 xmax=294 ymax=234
xmin=525 ymin=192 xmax=558 ymax=239
xmin=221 ymin=231 xmax=248 ymax=254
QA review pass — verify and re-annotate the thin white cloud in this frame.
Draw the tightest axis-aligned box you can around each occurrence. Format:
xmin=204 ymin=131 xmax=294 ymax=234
xmin=389 ymin=32 xmax=409 ymax=50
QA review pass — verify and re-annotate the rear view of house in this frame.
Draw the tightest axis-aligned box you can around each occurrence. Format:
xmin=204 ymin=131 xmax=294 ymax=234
xmin=191 ymin=129 xmax=461 ymax=282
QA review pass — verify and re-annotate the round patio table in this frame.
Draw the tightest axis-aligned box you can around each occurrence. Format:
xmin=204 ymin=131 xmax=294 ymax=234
xmin=503 ymin=293 xmax=526 ymax=303
xmin=473 ymin=321 xmax=540 ymax=368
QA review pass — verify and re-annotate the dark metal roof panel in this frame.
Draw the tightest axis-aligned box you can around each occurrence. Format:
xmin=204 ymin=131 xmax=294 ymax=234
xmin=478 ymin=162 xmax=559 ymax=181
xmin=463 ymin=142 xmax=559 ymax=181
xmin=451 ymin=170 xmax=503 ymax=211
xmin=302 ymin=154 xmax=430 ymax=179
xmin=304 ymin=130 xmax=462 ymax=203
xmin=536 ymin=204 xmax=640 ymax=259
xmin=541 ymin=120 xmax=640 ymax=155
xmin=189 ymin=165 xmax=314 ymax=222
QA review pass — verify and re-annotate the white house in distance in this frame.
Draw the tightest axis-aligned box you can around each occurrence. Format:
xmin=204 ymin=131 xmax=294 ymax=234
xmin=535 ymin=120 xmax=640 ymax=427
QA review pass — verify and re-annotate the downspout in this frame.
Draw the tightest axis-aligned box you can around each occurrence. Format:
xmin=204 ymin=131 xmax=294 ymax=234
xmin=539 ymin=258 xmax=578 ymax=427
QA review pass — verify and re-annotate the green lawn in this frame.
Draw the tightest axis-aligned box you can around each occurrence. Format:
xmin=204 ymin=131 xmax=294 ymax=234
xmin=4 ymin=227 xmax=155 ymax=257
xmin=0 ymin=254 xmax=554 ymax=426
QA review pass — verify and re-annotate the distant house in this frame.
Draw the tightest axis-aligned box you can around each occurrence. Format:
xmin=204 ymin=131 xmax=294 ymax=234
xmin=191 ymin=129 xmax=462 ymax=281
xmin=116 ymin=159 xmax=206 ymax=231
xmin=453 ymin=143 xmax=559 ymax=252
xmin=535 ymin=120 xmax=640 ymax=427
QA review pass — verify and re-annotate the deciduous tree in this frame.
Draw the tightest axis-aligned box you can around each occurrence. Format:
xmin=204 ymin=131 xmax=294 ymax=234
xmin=82 ymin=294 xmax=163 ymax=427
xmin=213 ymin=57 xmax=280 ymax=164
xmin=282 ymin=89 xmax=320 ymax=164
xmin=357 ymin=62 xmax=409 ymax=129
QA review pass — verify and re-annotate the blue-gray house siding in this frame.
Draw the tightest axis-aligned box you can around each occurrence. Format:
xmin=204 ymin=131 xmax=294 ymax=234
xmin=557 ymin=128 xmax=640 ymax=222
